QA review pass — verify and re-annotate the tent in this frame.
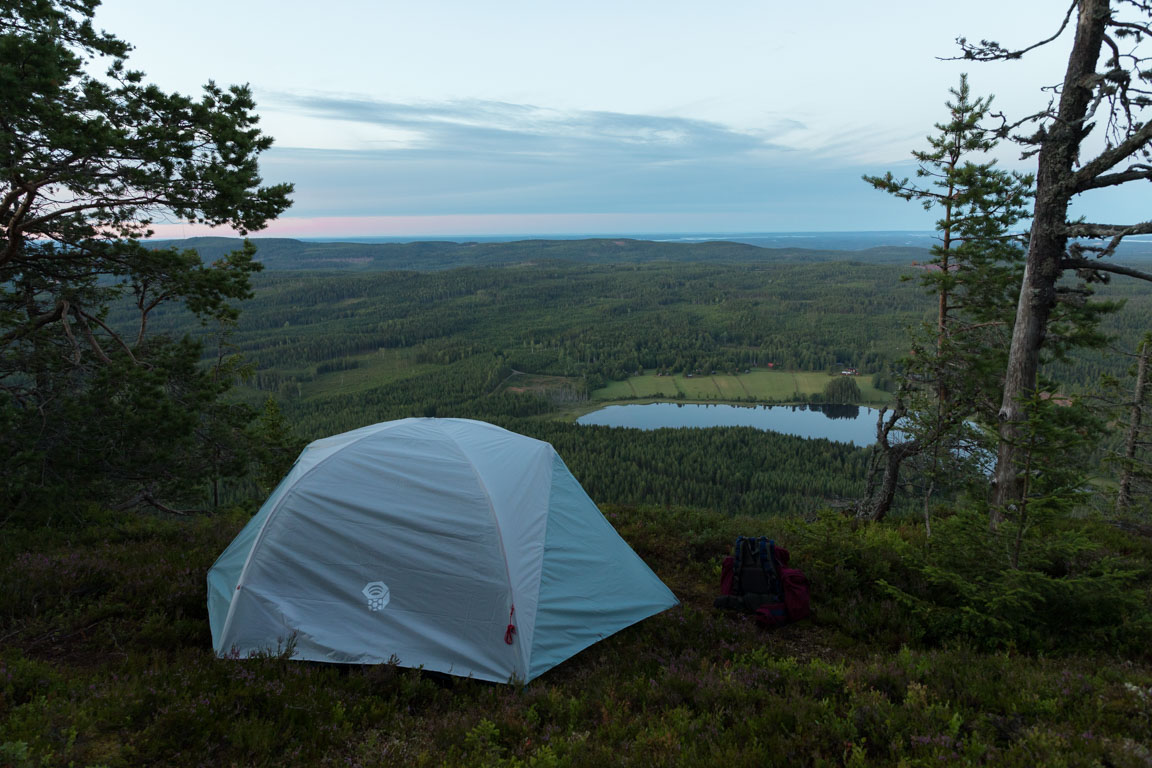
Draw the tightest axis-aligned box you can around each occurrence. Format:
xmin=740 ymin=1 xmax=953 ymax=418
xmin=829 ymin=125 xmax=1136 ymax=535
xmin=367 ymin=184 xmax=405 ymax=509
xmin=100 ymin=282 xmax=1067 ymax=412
xmin=207 ymin=417 xmax=678 ymax=683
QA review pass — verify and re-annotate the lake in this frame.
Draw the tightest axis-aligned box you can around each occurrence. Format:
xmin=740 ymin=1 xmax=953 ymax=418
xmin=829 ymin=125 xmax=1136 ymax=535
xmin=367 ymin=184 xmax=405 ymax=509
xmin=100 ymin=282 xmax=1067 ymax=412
xmin=576 ymin=402 xmax=882 ymax=447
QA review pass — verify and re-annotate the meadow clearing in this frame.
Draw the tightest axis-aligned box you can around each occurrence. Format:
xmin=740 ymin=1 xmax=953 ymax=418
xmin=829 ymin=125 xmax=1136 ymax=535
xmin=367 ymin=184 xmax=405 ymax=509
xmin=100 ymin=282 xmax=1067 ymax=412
xmin=591 ymin=369 xmax=890 ymax=405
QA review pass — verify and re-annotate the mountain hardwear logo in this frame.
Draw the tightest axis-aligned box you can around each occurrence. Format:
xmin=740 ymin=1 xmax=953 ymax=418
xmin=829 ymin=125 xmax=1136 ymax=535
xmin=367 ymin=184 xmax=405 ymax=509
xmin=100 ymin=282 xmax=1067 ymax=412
xmin=362 ymin=581 xmax=390 ymax=611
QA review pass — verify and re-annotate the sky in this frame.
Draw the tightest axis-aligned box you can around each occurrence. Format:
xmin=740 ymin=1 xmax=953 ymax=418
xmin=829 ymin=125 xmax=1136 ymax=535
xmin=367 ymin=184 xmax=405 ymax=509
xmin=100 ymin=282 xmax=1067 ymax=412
xmin=93 ymin=1 xmax=1152 ymax=238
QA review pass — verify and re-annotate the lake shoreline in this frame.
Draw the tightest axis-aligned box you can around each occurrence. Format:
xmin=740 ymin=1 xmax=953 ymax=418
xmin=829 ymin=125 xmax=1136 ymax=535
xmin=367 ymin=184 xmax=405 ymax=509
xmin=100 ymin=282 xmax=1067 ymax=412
xmin=575 ymin=401 xmax=884 ymax=447
xmin=555 ymin=395 xmax=892 ymax=423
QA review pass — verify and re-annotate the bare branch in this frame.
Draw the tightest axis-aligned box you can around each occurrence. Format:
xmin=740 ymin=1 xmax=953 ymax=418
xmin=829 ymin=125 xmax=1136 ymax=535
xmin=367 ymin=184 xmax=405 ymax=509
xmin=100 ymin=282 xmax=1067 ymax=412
xmin=987 ymin=109 xmax=1055 ymax=142
xmin=1066 ymin=219 xmax=1152 ymax=238
xmin=1102 ymin=31 xmax=1124 ymax=66
xmin=135 ymin=294 xmax=167 ymax=346
xmin=1061 ymin=255 xmax=1152 ymax=281
xmin=1110 ymin=19 xmax=1152 ymax=36
xmin=949 ymin=1 xmax=1077 ymax=61
xmin=114 ymin=489 xmax=201 ymax=516
xmin=1076 ymin=164 xmax=1152 ymax=190
xmin=1071 ymin=120 xmax=1152 ymax=191
xmin=1067 ymin=218 xmax=1152 ymax=257
xmin=58 ymin=301 xmax=83 ymax=364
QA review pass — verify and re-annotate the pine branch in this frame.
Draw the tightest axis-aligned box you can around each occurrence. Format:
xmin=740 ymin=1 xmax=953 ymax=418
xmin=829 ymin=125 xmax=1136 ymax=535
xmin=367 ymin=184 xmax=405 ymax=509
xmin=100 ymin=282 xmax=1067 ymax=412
xmin=0 ymin=301 xmax=64 ymax=345
xmin=73 ymin=306 xmax=140 ymax=365
xmin=949 ymin=1 xmax=1077 ymax=61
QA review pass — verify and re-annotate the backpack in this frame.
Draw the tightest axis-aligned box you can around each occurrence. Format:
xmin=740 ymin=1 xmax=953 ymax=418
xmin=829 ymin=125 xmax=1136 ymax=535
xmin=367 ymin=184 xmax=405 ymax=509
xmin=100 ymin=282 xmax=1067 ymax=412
xmin=714 ymin=536 xmax=810 ymax=628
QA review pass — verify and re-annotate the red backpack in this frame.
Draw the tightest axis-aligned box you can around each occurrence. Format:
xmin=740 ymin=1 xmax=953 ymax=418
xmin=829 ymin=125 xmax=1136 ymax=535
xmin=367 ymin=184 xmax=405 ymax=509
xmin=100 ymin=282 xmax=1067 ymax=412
xmin=715 ymin=536 xmax=810 ymax=628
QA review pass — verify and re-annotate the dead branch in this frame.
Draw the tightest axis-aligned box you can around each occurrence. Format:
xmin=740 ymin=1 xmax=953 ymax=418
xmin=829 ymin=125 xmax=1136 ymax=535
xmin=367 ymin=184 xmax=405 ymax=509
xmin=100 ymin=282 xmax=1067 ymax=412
xmin=949 ymin=1 xmax=1077 ymax=61
xmin=1061 ymin=255 xmax=1152 ymax=280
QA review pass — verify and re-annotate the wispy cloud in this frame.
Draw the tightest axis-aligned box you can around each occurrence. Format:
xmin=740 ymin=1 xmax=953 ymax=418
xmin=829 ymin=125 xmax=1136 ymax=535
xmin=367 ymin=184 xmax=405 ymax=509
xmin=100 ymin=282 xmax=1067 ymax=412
xmin=273 ymin=94 xmax=795 ymax=161
xmin=249 ymin=94 xmax=937 ymax=231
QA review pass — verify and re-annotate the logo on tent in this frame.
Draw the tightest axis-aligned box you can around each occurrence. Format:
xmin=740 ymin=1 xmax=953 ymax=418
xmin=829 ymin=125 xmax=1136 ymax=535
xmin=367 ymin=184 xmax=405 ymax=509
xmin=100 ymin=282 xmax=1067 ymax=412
xmin=362 ymin=581 xmax=390 ymax=611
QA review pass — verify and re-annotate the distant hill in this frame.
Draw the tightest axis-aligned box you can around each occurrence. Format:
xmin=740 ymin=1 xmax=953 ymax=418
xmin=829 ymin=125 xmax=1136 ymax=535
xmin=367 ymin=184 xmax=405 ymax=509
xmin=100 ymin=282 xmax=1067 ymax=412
xmin=149 ymin=234 xmax=1152 ymax=272
xmin=149 ymin=236 xmax=932 ymax=271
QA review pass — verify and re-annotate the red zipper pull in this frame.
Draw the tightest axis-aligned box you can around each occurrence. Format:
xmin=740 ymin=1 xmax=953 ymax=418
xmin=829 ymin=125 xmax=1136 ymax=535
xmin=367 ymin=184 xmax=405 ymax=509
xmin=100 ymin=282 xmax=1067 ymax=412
xmin=504 ymin=605 xmax=516 ymax=645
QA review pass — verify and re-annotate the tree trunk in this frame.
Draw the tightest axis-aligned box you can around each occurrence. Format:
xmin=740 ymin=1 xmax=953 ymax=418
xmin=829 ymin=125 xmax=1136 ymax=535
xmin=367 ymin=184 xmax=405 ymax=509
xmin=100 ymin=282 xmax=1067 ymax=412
xmin=857 ymin=438 xmax=921 ymax=522
xmin=992 ymin=0 xmax=1110 ymax=523
xmin=857 ymin=402 xmax=921 ymax=522
xmin=1117 ymin=337 xmax=1149 ymax=513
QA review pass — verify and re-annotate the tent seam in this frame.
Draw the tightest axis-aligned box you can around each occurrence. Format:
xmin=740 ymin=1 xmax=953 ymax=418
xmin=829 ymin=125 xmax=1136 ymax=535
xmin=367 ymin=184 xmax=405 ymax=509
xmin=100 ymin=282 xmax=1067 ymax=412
xmin=524 ymin=450 xmax=557 ymax=680
xmin=445 ymin=429 xmax=525 ymax=679
xmin=218 ymin=419 xmax=412 ymax=648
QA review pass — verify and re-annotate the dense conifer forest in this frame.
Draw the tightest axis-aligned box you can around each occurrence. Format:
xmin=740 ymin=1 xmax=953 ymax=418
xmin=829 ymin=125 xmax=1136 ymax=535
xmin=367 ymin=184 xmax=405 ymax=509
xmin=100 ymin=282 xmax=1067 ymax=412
xmin=119 ymin=247 xmax=1151 ymax=517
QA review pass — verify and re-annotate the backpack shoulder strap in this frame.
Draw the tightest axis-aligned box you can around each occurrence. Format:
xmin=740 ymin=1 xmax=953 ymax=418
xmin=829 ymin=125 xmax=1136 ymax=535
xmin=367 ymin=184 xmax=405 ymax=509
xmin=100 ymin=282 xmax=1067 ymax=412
xmin=768 ymin=539 xmax=784 ymax=582
xmin=732 ymin=536 xmax=746 ymax=594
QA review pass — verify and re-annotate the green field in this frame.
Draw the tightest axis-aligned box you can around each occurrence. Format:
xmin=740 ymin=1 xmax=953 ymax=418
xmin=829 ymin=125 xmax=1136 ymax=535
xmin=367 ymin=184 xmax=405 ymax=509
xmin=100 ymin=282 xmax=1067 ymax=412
xmin=630 ymin=375 xmax=682 ymax=398
xmin=593 ymin=379 xmax=638 ymax=399
xmin=739 ymin=370 xmax=799 ymax=399
xmin=591 ymin=368 xmax=889 ymax=404
xmin=300 ymin=352 xmax=439 ymax=399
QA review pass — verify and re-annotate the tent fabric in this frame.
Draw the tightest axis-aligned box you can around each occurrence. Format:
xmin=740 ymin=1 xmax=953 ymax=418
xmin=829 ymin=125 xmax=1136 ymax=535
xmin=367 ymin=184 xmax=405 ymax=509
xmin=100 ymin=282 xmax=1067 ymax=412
xmin=207 ymin=417 xmax=678 ymax=682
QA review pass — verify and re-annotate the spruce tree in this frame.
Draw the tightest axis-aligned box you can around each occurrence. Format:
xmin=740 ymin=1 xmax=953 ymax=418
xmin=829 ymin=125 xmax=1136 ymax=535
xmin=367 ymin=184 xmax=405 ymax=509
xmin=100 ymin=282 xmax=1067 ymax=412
xmin=823 ymin=375 xmax=862 ymax=404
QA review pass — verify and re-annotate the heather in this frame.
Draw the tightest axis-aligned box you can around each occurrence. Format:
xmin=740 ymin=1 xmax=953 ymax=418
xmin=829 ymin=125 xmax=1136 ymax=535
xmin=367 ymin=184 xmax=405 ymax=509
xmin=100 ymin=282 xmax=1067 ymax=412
xmin=3 ymin=505 xmax=1151 ymax=767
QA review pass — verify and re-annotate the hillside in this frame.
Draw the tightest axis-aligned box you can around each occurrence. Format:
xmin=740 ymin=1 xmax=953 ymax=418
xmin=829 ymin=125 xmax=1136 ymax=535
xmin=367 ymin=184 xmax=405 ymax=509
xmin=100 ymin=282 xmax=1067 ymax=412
xmin=3 ymin=505 xmax=1150 ymax=766
xmin=155 ymin=235 xmax=1152 ymax=273
xmin=155 ymin=236 xmax=931 ymax=271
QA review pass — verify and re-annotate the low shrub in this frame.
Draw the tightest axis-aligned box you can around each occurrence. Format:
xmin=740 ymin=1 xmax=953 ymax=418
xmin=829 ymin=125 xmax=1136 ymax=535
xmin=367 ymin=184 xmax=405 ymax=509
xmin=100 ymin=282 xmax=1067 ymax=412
xmin=2 ymin=505 xmax=1151 ymax=766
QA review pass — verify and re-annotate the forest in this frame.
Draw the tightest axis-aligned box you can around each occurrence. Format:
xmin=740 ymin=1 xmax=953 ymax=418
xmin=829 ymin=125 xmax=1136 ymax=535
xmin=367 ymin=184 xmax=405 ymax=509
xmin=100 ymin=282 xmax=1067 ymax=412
xmin=100 ymin=252 xmax=1146 ymax=518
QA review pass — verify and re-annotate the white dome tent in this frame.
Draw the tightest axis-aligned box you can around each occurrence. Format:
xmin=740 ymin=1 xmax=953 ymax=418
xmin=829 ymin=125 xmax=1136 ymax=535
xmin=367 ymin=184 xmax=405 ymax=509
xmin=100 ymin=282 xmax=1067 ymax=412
xmin=207 ymin=418 xmax=678 ymax=683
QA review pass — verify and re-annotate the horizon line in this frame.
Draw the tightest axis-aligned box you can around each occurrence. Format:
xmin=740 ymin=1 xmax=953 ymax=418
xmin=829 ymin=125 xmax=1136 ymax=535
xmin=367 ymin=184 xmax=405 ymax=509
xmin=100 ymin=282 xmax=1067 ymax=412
xmin=146 ymin=228 xmax=942 ymax=242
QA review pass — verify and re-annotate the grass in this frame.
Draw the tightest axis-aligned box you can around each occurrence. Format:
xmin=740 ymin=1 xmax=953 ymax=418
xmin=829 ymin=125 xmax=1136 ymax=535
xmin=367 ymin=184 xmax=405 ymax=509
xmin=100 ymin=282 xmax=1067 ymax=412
xmin=301 ymin=351 xmax=441 ymax=399
xmin=737 ymin=370 xmax=799 ymax=400
xmin=2 ymin=505 xmax=1151 ymax=767
xmin=591 ymin=369 xmax=890 ymax=405
xmin=629 ymin=376 xmax=681 ymax=399
xmin=674 ymin=375 xmax=723 ymax=399
xmin=711 ymin=375 xmax=746 ymax=400
xmin=594 ymin=379 xmax=638 ymax=399
xmin=791 ymin=371 xmax=834 ymax=396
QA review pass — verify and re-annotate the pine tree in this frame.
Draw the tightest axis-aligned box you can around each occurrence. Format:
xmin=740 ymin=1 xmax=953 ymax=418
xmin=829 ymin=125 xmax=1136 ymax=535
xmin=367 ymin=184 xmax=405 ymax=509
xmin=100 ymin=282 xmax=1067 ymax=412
xmin=955 ymin=1 xmax=1152 ymax=518
xmin=857 ymin=76 xmax=1031 ymax=521
xmin=0 ymin=1 xmax=292 ymax=514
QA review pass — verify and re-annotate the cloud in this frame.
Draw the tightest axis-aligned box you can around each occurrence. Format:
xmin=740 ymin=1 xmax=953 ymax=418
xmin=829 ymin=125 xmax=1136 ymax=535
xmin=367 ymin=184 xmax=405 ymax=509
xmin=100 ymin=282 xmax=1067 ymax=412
xmin=259 ymin=144 xmax=931 ymax=227
xmin=274 ymin=94 xmax=793 ymax=161
xmin=251 ymin=94 xmax=941 ymax=230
